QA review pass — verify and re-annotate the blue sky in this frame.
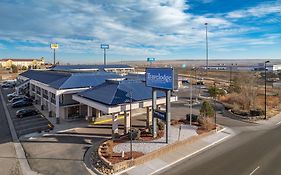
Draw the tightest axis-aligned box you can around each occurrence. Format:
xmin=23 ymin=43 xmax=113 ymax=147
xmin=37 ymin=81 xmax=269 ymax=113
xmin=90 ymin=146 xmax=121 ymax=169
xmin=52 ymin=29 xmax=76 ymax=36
xmin=0 ymin=0 xmax=280 ymax=64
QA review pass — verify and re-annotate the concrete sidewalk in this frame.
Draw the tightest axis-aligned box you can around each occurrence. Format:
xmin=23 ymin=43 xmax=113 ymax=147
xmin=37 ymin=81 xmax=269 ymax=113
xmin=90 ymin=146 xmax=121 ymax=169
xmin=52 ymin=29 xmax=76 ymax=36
xmin=118 ymin=128 xmax=233 ymax=175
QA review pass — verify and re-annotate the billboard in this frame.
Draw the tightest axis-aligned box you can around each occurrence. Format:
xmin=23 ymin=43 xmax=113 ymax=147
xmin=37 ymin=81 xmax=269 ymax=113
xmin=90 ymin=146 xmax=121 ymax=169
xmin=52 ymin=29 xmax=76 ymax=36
xmin=146 ymin=68 xmax=175 ymax=90
xmin=50 ymin=43 xmax=59 ymax=49
xmin=101 ymin=44 xmax=109 ymax=49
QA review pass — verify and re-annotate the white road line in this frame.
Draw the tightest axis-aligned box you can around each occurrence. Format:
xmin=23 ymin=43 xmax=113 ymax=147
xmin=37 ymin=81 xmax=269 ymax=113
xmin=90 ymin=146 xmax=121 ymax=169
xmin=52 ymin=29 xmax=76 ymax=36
xmin=276 ymin=121 xmax=281 ymax=125
xmin=249 ymin=166 xmax=260 ymax=175
xmin=148 ymin=134 xmax=231 ymax=175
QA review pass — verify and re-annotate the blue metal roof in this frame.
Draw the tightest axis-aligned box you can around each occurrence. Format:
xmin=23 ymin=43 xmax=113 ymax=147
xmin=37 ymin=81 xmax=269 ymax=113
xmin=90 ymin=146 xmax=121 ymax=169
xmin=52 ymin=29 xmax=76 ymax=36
xmin=77 ymin=80 xmax=165 ymax=106
xmin=50 ymin=64 xmax=132 ymax=71
xmin=20 ymin=70 xmax=121 ymax=90
xmin=49 ymin=72 xmax=121 ymax=89
xmin=20 ymin=70 xmax=71 ymax=84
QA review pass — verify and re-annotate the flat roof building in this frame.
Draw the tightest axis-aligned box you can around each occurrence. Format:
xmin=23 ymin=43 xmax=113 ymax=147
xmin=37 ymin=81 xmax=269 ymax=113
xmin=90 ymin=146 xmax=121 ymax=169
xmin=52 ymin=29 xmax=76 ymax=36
xmin=0 ymin=58 xmax=45 ymax=68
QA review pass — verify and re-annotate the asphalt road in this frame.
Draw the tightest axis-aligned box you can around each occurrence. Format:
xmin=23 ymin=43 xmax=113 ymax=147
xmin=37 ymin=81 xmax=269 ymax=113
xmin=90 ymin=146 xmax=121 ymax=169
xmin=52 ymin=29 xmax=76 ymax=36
xmin=159 ymin=125 xmax=281 ymax=175
xmin=0 ymin=88 xmax=20 ymax=175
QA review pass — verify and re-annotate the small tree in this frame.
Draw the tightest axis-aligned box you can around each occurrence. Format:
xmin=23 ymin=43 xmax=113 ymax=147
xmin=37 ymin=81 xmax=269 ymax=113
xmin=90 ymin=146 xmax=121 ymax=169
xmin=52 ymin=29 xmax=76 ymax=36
xmin=22 ymin=66 xmax=27 ymax=70
xmin=208 ymin=86 xmax=225 ymax=99
xmin=199 ymin=101 xmax=215 ymax=131
xmin=228 ymin=77 xmax=241 ymax=93
xmin=200 ymin=101 xmax=215 ymax=118
xmin=11 ymin=64 xmax=18 ymax=73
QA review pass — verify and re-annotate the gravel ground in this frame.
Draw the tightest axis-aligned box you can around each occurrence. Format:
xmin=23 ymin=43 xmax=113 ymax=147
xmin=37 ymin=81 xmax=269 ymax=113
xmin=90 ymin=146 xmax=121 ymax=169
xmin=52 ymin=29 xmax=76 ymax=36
xmin=113 ymin=125 xmax=198 ymax=154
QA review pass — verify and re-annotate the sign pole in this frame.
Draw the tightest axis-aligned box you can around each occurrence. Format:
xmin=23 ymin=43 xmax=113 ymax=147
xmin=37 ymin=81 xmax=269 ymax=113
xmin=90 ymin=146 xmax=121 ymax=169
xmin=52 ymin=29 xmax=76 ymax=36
xmin=101 ymin=44 xmax=109 ymax=65
xmin=166 ymin=90 xmax=171 ymax=144
xmin=104 ymin=48 xmax=106 ymax=65
xmin=50 ymin=43 xmax=59 ymax=65
xmin=53 ymin=48 xmax=56 ymax=65
xmin=152 ymin=88 xmax=157 ymax=138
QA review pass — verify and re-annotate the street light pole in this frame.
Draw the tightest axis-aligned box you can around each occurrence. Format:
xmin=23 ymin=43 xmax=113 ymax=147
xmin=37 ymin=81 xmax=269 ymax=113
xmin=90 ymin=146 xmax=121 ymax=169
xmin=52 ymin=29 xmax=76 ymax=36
xmin=229 ymin=63 xmax=233 ymax=85
xmin=264 ymin=60 xmax=270 ymax=120
xmin=190 ymin=68 xmax=193 ymax=125
xmin=129 ymin=89 xmax=133 ymax=159
xmin=205 ymin=23 xmax=209 ymax=75
xmin=213 ymin=82 xmax=217 ymax=128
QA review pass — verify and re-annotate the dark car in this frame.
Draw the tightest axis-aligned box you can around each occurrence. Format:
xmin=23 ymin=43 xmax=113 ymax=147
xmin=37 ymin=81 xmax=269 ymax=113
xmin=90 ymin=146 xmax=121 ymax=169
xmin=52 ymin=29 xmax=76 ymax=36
xmin=1 ymin=83 xmax=14 ymax=88
xmin=7 ymin=92 xmax=18 ymax=100
xmin=12 ymin=100 xmax=33 ymax=108
xmin=16 ymin=109 xmax=38 ymax=118
xmin=10 ymin=96 xmax=32 ymax=103
xmin=196 ymin=81 xmax=204 ymax=85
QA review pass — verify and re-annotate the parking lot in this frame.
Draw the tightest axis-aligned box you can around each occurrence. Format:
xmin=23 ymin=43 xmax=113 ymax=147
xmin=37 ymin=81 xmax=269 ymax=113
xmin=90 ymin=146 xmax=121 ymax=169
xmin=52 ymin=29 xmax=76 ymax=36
xmin=1 ymin=87 xmax=53 ymax=137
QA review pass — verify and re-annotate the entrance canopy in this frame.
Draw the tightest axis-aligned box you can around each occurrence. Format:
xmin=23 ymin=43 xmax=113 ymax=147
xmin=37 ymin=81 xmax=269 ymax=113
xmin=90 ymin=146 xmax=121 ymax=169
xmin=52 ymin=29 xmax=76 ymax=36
xmin=73 ymin=79 xmax=177 ymax=114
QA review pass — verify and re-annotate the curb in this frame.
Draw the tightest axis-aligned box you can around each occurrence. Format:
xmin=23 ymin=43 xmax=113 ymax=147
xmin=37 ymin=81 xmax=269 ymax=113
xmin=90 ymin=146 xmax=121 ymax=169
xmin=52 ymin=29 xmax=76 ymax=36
xmin=0 ymin=89 xmax=41 ymax=175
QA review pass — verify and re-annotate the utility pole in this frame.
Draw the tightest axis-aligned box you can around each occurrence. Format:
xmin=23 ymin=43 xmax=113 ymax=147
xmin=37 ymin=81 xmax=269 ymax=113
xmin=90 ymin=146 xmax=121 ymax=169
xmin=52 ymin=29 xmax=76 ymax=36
xmin=264 ymin=60 xmax=270 ymax=120
xmin=190 ymin=68 xmax=193 ymax=125
xmin=205 ymin=23 xmax=209 ymax=75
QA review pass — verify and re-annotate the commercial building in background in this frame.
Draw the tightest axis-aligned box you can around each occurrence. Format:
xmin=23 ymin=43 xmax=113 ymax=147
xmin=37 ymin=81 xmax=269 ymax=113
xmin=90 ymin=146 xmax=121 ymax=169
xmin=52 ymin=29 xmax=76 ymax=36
xmin=202 ymin=63 xmax=281 ymax=72
xmin=0 ymin=58 xmax=45 ymax=69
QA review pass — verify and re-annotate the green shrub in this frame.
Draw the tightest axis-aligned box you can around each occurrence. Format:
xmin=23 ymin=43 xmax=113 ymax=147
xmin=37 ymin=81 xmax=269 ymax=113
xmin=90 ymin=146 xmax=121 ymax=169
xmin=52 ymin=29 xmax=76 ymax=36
xmin=200 ymin=101 xmax=215 ymax=118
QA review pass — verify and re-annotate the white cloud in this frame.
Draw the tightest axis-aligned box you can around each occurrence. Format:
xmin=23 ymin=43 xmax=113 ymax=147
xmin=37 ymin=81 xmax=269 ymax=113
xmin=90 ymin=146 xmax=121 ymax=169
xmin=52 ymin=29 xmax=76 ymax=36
xmin=0 ymin=0 xmax=280 ymax=59
xmin=227 ymin=1 xmax=281 ymax=19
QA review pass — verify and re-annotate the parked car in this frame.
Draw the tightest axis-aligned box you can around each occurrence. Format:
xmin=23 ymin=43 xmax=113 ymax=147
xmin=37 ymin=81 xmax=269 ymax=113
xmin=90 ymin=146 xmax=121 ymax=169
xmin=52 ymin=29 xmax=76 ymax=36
xmin=9 ymin=96 xmax=26 ymax=103
xmin=16 ymin=109 xmax=38 ymax=118
xmin=196 ymin=81 xmax=204 ymax=85
xmin=12 ymin=100 xmax=33 ymax=108
xmin=7 ymin=92 xmax=18 ymax=100
xmin=1 ymin=83 xmax=14 ymax=88
xmin=10 ymin=96 xmax=32 ymax=103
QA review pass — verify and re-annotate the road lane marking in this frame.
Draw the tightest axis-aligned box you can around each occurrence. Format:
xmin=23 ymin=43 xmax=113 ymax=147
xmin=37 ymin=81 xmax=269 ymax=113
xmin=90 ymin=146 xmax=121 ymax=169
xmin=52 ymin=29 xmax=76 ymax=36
xmin=249 ymin=166 xmax=260 ymax=175
xmin=276 ymin=121 xmax=281 ymax=125
xmin=147 ymin=133 xmax=231 ymax=175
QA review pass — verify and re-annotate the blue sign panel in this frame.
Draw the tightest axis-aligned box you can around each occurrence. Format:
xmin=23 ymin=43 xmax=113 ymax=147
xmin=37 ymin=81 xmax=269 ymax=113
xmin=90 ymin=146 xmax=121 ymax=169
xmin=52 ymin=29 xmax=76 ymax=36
xmin=153 ymin=110 xmax=166 ymax=121
xmin=147 ymin=57 xmax=156 ymax=62
xmin=101 ymin=44 xmax=109 ymax=49
xmin=146 ymin=68 xmax=174 ymax=90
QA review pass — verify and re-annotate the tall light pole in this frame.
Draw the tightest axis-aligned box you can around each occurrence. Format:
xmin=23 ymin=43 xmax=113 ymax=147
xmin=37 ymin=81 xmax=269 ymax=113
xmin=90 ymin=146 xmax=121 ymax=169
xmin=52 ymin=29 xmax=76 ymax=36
xmin=101 ymin=44 xmax=109 ymax=65
xmin=205 ymin=23 xmax=209 ymax=75
xmin=229 ymin=63 xmax=233 ymax=85
xmin=190 ymin=67 xmax=193 ymax=125
xmin=50 ymin=43 xmax=59 ymax=65
xmin=264 ymin=60 xmax=270 ymax=120
xmin=129 ymin=89 xmax=133 ymax=159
